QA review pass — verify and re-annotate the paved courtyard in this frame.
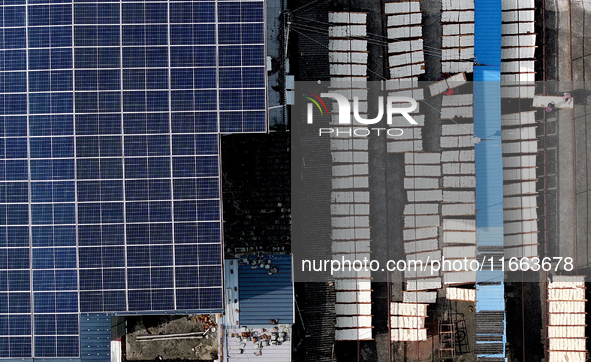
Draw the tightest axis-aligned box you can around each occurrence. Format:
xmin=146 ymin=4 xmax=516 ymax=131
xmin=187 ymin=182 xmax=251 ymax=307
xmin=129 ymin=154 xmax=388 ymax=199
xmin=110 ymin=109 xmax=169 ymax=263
xmin=546 ymin=0 xmax=591 ymax=272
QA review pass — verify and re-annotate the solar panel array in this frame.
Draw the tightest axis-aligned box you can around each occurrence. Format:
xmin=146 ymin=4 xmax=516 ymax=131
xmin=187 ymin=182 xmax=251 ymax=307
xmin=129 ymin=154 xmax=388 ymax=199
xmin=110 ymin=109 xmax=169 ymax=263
xmin=0 ymin=0 xmax=266 ymax=358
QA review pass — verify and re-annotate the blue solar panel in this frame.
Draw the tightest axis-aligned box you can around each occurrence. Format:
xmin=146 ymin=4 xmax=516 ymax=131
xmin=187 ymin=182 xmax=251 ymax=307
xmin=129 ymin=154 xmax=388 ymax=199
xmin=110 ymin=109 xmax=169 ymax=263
xmin=35 ymin=335 xmax=57 ymax=357
xmin=34 ymin=315 xmax=56 ymax=335
xmin=8 ymin=293 xmax=29 ymax=314
xmin=0 ymin=294 xmax=6 ymax=313
xmin=0 ymin=0 xmax=265 ymax=357
xmin=9 ymin=315 xmax=30 ymax=335
xmin=9 ymin=337 xmax=31 ymax=357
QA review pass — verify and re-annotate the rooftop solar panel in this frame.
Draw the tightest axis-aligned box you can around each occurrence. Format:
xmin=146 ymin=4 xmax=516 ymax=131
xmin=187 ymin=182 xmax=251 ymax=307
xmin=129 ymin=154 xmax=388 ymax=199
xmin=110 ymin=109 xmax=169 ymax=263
xmin=0 ymin=0 xmax=266 ymax=357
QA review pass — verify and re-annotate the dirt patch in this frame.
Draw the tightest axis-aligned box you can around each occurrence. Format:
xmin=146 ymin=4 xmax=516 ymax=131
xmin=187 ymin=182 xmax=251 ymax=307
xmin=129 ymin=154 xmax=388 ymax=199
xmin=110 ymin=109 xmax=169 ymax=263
xmin=126 ymin=314 xmax=218 ymax=361
xmin=393 ymin=338 xmax=435 ymax=362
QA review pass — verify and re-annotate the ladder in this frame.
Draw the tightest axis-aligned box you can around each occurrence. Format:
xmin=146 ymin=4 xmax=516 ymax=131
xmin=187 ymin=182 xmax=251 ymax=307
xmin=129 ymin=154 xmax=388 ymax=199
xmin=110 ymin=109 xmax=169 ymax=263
xmin=438 ymin=319 xmax=456 ymax=360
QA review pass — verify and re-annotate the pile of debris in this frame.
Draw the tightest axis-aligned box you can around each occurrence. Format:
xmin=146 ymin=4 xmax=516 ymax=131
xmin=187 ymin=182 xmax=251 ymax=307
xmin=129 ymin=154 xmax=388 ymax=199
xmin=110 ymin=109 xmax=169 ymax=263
xmin=230 ymin=326 xmax=289 ymax=356
xmin=240 ymin=256 xmax=280 ymax=275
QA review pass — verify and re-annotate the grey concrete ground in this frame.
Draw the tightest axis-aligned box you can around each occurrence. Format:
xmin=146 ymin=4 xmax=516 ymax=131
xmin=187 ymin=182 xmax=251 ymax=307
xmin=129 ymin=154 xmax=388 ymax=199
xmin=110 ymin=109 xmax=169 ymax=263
xmin=536 ymin=4 xmax=591 ymax=359
xmin=569 ymin=0 xmax=591 ymax=272
xmin=547 ymin=0 xmax=591 ymax=271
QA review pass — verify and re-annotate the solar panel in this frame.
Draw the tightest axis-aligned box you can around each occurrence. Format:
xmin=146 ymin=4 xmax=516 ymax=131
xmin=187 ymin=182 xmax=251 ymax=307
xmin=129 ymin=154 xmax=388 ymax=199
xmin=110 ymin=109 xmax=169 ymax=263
xmin=0 ymin=0 xmax=266 ymax=357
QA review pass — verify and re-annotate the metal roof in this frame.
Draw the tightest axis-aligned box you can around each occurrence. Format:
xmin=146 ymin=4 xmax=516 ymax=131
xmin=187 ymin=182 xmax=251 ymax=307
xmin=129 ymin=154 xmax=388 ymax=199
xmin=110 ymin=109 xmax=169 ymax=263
xmin=80 ymin=313 xmax=112 ymax=362
xmin=474 ymin=2 xmax=505 ymax=360
xmin=474 ymin=76 xmax=503 ymax=243
xmin=476 ymin=284 xmax=505 ymax=312
xmin=224 ymin=326 xmax=292 ymax=362
xmin=475 ymin=0 xmax=501 ymax=66
xmin=238 ymin=255 xmax=294 ymax=326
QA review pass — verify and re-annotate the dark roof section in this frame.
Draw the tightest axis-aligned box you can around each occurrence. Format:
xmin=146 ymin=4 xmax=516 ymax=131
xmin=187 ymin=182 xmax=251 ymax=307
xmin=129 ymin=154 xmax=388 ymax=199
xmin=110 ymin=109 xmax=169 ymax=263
xmin=298 ymin=282 xmax=336 ymax=362
xmin=474 ymin=343 xmax=504 ymax=355
xmin=221 ymin=133 xmax=291 ymax=255
xmin=477 ymin=358 xmax=506 ymax=362
xmin=292 ymin=2 xmax=330 ymax=81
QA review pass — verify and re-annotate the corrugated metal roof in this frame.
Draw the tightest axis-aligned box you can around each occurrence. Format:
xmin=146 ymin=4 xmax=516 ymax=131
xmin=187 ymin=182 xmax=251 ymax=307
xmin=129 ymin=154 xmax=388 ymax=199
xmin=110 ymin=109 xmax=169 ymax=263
xmin=476 ymin=284 xmax=505 ymax=311
xmin=474 ymin=78 xmax=503 ymax=243
xmin=80 ymin=313 xmax=112 ymax=362
xmin=473 ymin=77 xmax=501 ymax=135
xmin=474 ymin=0 xmax=501 ymax=66
xmin=238 ymin=255 xmax=294 ymax=326
xmin=474 ymin=2 xmax=505 ymax=359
